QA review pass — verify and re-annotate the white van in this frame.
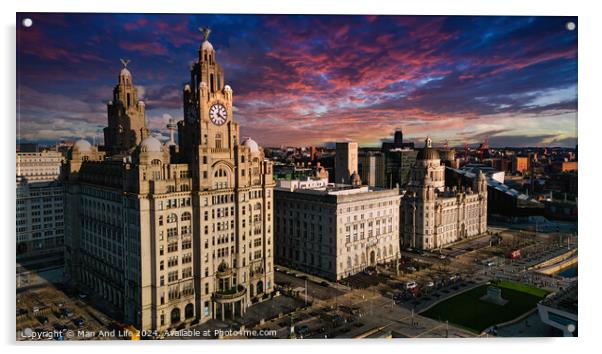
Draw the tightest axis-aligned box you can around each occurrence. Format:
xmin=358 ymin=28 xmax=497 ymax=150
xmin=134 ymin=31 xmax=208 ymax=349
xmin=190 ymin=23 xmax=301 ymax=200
xmin=405 ymin=281 xmax=418 ymax=290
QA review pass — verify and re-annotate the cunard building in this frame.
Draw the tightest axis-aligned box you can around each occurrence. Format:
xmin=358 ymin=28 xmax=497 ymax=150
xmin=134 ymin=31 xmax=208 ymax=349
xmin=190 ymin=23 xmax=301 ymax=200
xmin=63 ymin=29 xmax=275 ymax=330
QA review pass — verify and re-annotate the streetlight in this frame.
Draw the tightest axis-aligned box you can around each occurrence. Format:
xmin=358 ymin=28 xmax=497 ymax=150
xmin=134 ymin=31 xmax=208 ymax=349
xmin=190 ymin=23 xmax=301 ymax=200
xmin=305 ymin=279 xmax=308 ymax=306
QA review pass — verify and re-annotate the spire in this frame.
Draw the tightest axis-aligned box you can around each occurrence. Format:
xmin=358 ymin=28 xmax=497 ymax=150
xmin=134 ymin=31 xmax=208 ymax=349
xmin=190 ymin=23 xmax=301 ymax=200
xmin=194 ymin=26 xmax=223 ymax=94
xmin=104 ymin=58 xmax=148 ymax=155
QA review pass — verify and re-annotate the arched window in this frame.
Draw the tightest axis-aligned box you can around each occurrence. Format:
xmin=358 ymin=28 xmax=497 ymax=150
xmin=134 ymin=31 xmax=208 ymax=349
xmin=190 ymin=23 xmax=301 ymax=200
xmin=256 ymin=281 xmax=264 ymax=294
xmin=151 ymin=159 xmax=162 ymax=165
xmin=167 ymin=213 xmax=177 ymax=223
xmin=185 ymin=304 xmax=194 ymax=319
xmin=171 ymin=308 xmax=181 ymax=324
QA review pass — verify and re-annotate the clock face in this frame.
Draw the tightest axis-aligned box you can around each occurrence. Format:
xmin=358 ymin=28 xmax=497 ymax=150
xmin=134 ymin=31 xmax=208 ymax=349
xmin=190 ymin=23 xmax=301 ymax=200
xmin=209 ymin=104 xmax=227 ymax=125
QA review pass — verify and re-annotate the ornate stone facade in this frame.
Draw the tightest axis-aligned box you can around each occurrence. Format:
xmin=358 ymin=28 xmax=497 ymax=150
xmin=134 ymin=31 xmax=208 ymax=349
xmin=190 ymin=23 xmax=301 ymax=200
xmin=103 ymin=60 xmax=149 ymax=156
xmin=400 ymin=138 xmax=487 ymax=250
xmin=63 ymin=31 xmax=274 ymax=330
xmin=274 ymin=178 xmax=401 ymax=281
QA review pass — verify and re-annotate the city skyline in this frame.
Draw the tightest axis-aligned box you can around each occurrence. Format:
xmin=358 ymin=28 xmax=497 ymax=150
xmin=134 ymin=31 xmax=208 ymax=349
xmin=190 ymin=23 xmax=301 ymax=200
xmin=17 ymin=14 xmax=577 ymax=148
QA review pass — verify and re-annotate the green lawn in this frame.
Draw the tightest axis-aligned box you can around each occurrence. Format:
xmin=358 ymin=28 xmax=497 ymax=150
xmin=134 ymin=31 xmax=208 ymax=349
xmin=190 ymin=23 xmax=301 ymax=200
xmin=493 ymin=280 xmax=549 ymax=298
xmin=420 ymin=281 xmax=550 ymax=333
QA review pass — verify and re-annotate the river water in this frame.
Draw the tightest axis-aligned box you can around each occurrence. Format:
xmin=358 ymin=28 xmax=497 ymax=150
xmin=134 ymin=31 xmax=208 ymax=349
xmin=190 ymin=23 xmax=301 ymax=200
xmin=555 ymin=263 xmax=578 ymax=278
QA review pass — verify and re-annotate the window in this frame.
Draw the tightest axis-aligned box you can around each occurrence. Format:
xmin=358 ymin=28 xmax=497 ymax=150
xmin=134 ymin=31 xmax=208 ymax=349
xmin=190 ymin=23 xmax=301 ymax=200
xmin=167 ymin=213 xmax=177 ymax=223
xmin=182 ymin=267 xmax=192 ymax=278
xmin=167 ymin=228 xmax=178 ymax=238
xmin=181 ymin=212 xmax=191 ymax=221
xmin=215 ymin=133 xmax=222 ymax=149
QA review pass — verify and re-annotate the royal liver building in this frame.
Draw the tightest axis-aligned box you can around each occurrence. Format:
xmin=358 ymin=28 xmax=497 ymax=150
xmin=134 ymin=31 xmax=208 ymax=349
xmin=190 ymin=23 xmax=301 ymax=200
xmin=63 ymin=29 xmax=275 ymax=330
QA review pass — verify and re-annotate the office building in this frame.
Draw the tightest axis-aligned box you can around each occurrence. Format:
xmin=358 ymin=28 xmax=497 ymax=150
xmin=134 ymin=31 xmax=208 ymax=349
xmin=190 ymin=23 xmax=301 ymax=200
xmin=63 ymin=31 xmax=274 ymax=330
xmin=401 ymin=138 xmax=488 ymax=250
xmin=274 ymin=177 xmax=400 ymax=280
xmin=335 ymin=142 xmax=359 ymax=185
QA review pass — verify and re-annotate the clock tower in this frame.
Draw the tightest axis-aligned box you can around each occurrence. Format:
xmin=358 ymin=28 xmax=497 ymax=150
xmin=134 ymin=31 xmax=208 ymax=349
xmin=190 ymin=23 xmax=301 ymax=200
xmin=177 ymin=27 xmax=275 ymax=321
xmin=179 ymin=27 xmax=236 ymax=172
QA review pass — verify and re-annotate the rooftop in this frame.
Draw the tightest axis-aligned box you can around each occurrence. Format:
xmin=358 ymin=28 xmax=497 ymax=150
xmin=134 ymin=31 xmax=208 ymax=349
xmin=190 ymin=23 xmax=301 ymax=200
xmin=447 ymin=167 xmax=541 ymax=203
xmin=275 ymin=177 xmax=399 ymax=201
xmin=540 ymin=283 xmax=577 ymax=315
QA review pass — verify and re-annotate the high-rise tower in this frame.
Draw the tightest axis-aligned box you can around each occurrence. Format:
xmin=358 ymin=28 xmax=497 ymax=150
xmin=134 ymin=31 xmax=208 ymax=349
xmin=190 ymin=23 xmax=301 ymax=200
xmin=335 ymin=142 xmax=359 ymax=184
xmin=103 ymin=59 xmax=149 ymax=155
xmin=64 ymin=28 xmax=274 ymax=330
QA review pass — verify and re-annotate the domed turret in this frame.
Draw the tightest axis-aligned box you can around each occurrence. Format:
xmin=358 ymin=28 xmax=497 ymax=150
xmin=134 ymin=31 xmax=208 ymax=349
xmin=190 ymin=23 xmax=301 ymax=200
xmin=120 ymin=67 xmax=131 ymax=78
xmin=201 ymin=40 xmax=214 ymax=52
xmin=417 ymin=137 xmax=440 ymax=160
xmin=139 ymin=136 xmax=163 ymax=153
xmin=118 ymin=58 xmax=132 ymax=84
xmin=242 ymin=137 xmax=260 ymax=154
xmin=73 ymin=139 xmax=92 ymax=152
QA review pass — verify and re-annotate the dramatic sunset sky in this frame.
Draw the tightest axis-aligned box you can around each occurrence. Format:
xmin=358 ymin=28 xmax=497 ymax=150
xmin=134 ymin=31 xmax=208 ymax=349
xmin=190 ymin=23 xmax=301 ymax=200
xmin=16 ymin=14 xmax=577 ymax=148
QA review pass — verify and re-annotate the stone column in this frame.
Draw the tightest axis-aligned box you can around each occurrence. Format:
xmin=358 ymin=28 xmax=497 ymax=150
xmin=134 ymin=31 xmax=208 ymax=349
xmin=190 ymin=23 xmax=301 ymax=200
xmin=221 ymin=303 xmax=225 ymax=321
xmin=231 ymin=302 xmax=235 ymax=318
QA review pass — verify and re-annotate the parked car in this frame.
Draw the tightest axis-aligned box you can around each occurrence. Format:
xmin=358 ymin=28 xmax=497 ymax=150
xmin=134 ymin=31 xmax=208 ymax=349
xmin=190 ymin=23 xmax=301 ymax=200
xmin=73 ymin=318 xmax=85 ymax=327
xmin=59 ymin=308 xmax=73 ymax=318
xmin=53 ymin=323 xmax=67 ymax=332
xmin=405 ymin=281 xmax=418 ymax=290
xmin=425 ymin=281 xmax=435 ymax=288
xmin=295 ymin=325 xmax=310 ymax=337
xmin=482 ymin=259 xmax=496 ymax=267
xmin=37 ymin=316 xmax=49 ymax=324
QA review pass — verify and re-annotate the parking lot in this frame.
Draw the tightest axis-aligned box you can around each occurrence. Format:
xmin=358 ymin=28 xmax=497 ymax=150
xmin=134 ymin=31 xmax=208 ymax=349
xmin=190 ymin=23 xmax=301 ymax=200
xmin=16 ymin=282 xmax=118 ymax=341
